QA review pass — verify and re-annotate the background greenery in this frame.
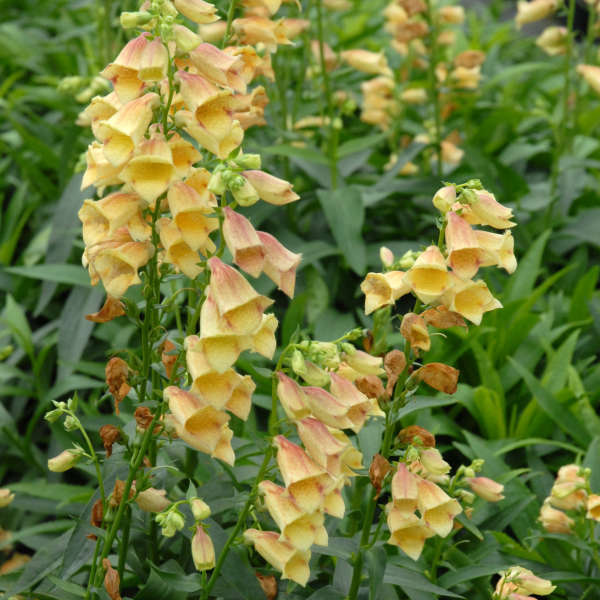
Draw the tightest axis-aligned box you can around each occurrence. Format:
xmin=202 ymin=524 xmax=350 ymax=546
xmin=0 ymin=0 xmax=599 ymax=597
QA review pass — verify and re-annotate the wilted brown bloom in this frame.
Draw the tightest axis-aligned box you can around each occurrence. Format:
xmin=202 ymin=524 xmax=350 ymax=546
xmin=355 ymin=375 xmax=385 ymax=400
xmin=99 ymin=425 xmax=121 ymax=458
xmin=256 ymin=572 xmax=277 ymax=599
xmin=399 ymin=0 xmax=426 ymax=16
xmin=0 ymin=553 xmax=30 ymax=575
xmin=398 ymin=425 xmax=436 ymax=448
xmin=370 ymin=453 xmax=392 ymax=497
xmin=161 ymin=339 xmax=178 ymax=379
xmin=421 ymin=306 xmax=467 ymax=329
xmin=413 ymin=362 xmax=459 ymax=394
xmin=384 ymin=349 xmax=407 ymax=397
xmin=87 ymin=498 xmax=104 ymax=539
xmin=400 ymin=313 xmax=430 ymax=353
xmin=110 ymin=480 xmax=134 ymax=508
xmin=134 ymin=406 xmax=154 ymax=430
xmin=105 ymin=357 xmax=130 ymax=414
xmin=102 ymin=558 xmax=122 ymax=600
xmin=394 ymin=20 xmax=428 ymax=43
xmin=86 ymin=296 xmax=126 ymax=323
xmin=453 ymin=50 xmax=485 ymax=69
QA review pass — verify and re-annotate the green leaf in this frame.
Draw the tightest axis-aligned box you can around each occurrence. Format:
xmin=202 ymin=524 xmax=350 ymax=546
xmin=317 ymin=187 xmax=366 ymax=275
xmin=4 ymin=264 xmax=90 ymax=287
xmin=337 ymin=132 xmax=386 ymax=157
xmin=1 ymin=293 xmax=33 ymax=359
xmin=568 ymin=265 xmax=599 ymax=321
xmin=438 ymin=564 xmax=510 ymax=588
xmin=306 ymin=586 xmax=346 ymax=599
xmin=384 ymin=565 xmax=464 ymax=598
xmin=47 ymin=577 xmax=85 ymax=597
xmin=504 ymin=230 xmax=550 ymax=302
xmin=508 ymin=357 xmax=590 ymax=445
xmin=262 ymin=143 xmax=329 ymax=164
xmin=0 ymin=520 xmax=73 ymax=550
xmin=396 ymin=395 xmax=458 ymax=419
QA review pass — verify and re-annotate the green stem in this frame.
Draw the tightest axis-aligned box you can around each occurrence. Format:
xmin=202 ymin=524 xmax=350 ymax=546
xmin=201 ymin=447 xmax=273 ymax=600
xmin=425 ymin=0 xmax=442 ymax=178
xmin=546 ymin=0 xmax=576 ymax=227
xmin=584 ymin=5 xmax=597 ymax=64
xmin=118 ymin=506 xmax=131 ymax=580
xmin=315 ymin=0 xmax=338 ymax=188
xmin=77 ymin=418 xmax=106 ymax=508
xmin=269 ymin=345 xmax=294 ymax=436
xmin=222 ymin=0 xmax=238 ymax=48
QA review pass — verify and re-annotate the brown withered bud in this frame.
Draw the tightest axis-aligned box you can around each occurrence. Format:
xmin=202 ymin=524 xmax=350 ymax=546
xmin=0 ymin=553 xmax=31 ymax=575
xmin=105 ymin=357 xmax=130 ymax=415
xmin=398 ymin=0 xmax=426 ymax=16
xmin=355 ymin=375 xmax=385 ymax=400
xmin=395 ymin=20 xmax=428 ymax=43
xmin=143 ymin=456 xmax=153 ymax=468
xmin=134 ymin=406 xmax=154 ymax=430
xmin=413 ymin=362 xmax=459 ymax=394
xmin=256 ymin=572 xmax=277 ymax=600
xmin=422 ymin=305 xmax=467 ymax=329
xmin=384 ymin=349 xmax=407 ymax=398
xmin=86 ymin=296 xmax=126 ymax=323
xmin=161 ymin=339 xmax=178 ymax=379
xmin=99 ymin=425 xmax=121 ymax=458
xmin=87 ymin=499 xmax=104 ymax=539
xmin=400 ymin=313 xmax=431 ymax=354
xmin=453 ymin=50 xmax=486 ymax=69
xmin=369 ymin=454 xmax=392 ymax=497
xmin=102 ymin=558 xmax=122 ymax=600
xmin=362 ymin=331 xmax=374 ymax=354
xmin=109 ymin=480 xmax=134 ymax=508
xmin=398 ymin=425 xmax=436 ymax=448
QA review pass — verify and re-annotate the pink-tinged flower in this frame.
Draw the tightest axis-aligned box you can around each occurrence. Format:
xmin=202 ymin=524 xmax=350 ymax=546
xmin=242 ymin=170 xmax=299 ymax=205
xmin=248 ymin=313 xmax=278 ymax=359
xmin=207 ymin=257 xmax=273 ymax=334
xmin=515 ymin=0 xmax=560 ymax=29
xmin=232 ymin=17 xmax=292 ymax=51
xmin=186 ymin=335 xmax=255 ymax=420
xmin=416 ymin=479 xmax=462 ymax=537
xmin=276 ymin=372 xmax=311 ymax=420
xmin=167 ymin=132 xmax=202 ymax=179
xmin=296 ymin=417 xmax=356 ymax=478
xmin=475 ymin=230 xmax=517 ymax=274
xmin=302 ymin=386 xmax=355 ymax=430
xmin=341 ymin=49 xmax=393 ymax=77
xmin=342 ymin=350 xmax=385 ymax=376
xmin=174 ymin=0 xmax=219 ymax=24
xmin=95 ymin=93 xmax=160 ymax=166
xmin=87 ymin=234 xmax=154 ymax=297
xmin=242 ymin=0 xmax=283 ymax=17
xmin=175 ymin=107 xmax=244 ymax=160
xmin=386 ymin=508 xmax=434 ymax=560
xmin=81 ymin=142 xmax=124 ymax=192
xmin=194 ymin=295 xmax=253 ymax=372
xmin=432 ymin=185 xmax=456 ymax=214
xmin=223 ymin=46 xmax=263 ymax=84
xmin=281 ymin=18 xmax=310 ymax=39
xmin=404 ymin=246 xmax=452 ymax=304
xmin=100 ymin=34 xmax=149 ymax=103
xmin=138 ymin=38 xmax=168 ymax=82
xmin=578 ymin=64 xmax=600 ymax=95
xmin=390 ymin=463 xmax=420 ymax=514
xmin=442 ymin=276 xmax=502 ymax=326
xmin=79 ymin=91 xmax=121 ymax=138
xmin=550 ymin=480 xmax=587 ymax=511
xmin=259 ymin=480 xmax=327 ymax=550
xmin=243 ymin=529 xmax=310 ymax=586
xmin=379 ymin=246 xmax=394 ymax=267
xmin=223 ymin=207 xmax=265 ymax=277
xmin=538 ymin=500 xmax=573 ymax=533
xmin=48 ymin=449 xmax=82 ymax=473
xmin=120 ymin=132 xmax=176 ymax=204
xmin=189 ymin=43 xmax=246 ymax=92
xmin=198 ymin=21 xmax=227 ymax=43
xmin=330 ymin=371 xmax=384 ymax=425
xmin=158 ymin=217 xmax=203 ymax=279
xmin=256 ymin=231 xmax=301 ymax=297
xmin=586 ymin=494 xmax=600 ymax=521
xmin=360 ymin=271 xmax=411 ymax=314
xmin=135 ymin=488 xmax=171 ymax=512
xmin=445 ymin=211 xmax=486 ymax=280
xmin=167 ymin=182 xmax=218 ymax=254
xmin=232 ymin=86 xmax=270 ymax=129
xmin=78 ymin=192 xmax=143 ymax=247
xmin=419 ymin=448 xmax=451 ymax=477
xmin=191 ymin=526 xmax=216 ymax=571
xmin=495 ymin=566 xmax=555 ymax=597
xmin=466 ymin=477 xmax=504 ymax=502
xmin=176 ymin=71 xmax=221 ymax=113
xmin=463 ymin=190 xmax=516 ymax=229
xmin=274 ymin=435 xmax=336 ymax=513
xmin=165 ymin=385 xmax=235 ymax=465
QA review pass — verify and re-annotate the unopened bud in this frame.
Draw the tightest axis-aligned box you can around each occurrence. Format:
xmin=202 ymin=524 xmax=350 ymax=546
xmin=44 ymin=408 xmax=63 ymax=423
xmin=369 ymin=454 xmax=392 ymax=496
xmin=231 ymin=179 xmax=260 ymax=207
xmin=379 ymin=246 xmax=394 ymax=267
xmin=48 ymin=448 xmax=83 ymax=473
xmin=120 ymin=10 xmax=154 ymax=28
xmin=63 ymin=415 xmax=80 ymax=431
xmin=298 ymin=360 xmax=330 ymax=387
xmin=136 ymin=488 xmax=171 ymax=512
xmin=191 ymin=498 xmax=211 ymax=521
xmin=397 ymin=250 xmax=418 ymax=270
xmin=232 ymin=153 xmax=261 ymax=170
xmin=432 ymin=185 xmax=456 ymax=214
xmin=0 ymin=488 xmax=15 ymax=508
xmin=458 ymin=490 xmax=475 ymax=504
xmin=290 ymin=349 xmax=307 ymax=377
xmin=191 ymin=526 xmax=215 ymax=571
xmin=207 ymin=171 xmax=226 ymax=195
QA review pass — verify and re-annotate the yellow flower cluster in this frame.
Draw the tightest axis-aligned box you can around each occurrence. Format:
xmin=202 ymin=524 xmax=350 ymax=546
xmin=244 ymin=359 xmax=386 ymax=585
xmin=361 ymin=184 xmax=517 ymax=326
xmin=77 ymin=0 xmax=302 ymax=301
xmin=538 ymin=464 xmax=600 ymax=534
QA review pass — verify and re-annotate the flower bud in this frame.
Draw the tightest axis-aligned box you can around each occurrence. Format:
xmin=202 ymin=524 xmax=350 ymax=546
xmin=290 ymin=349 xmax=307 ymax=378
xmin=0 ymin=488 xmax=15 ymax=508
xmin=432 ymin=185 xmax=456 ymax=214
xmin=48 ymin=448 xmax=83 ymax=473
xmin=380 ymin=246 xmax=394 ymax=267
xmin=160 ymin=510 xmax=186 ymax=537
xmin=458 ymin=490 xmax=475 ymax=504
xmin=207 ymin=170 xmax=226 ymax=195
xmin=120 ymin=11 xmax=154 ymax=28
xmin=299 ymin=360 xmax=330 ymax=387
xmin=231 ymin=179 xmax=260 ymax=207
xmin=192 ymin=526 xmax=215 ymax=570
xmin=136 ymin=488 xmax=171 ymax=513
xmin=191 ymin=498 xmax=211 ymax=521
xmin=539 ymin=500 xmax=573 ymax=533
xmin=173 ymin=24 xmax=202 ymax=54
xmin=63 ymin=415 xmax=79 ymax=431
xmin=232 ymin=153 xmax=262 ymax=170
xmin=466 ymin=477 xmax=504 ymax=502
xmin=44 ymin=408 xmax=63 ymax=423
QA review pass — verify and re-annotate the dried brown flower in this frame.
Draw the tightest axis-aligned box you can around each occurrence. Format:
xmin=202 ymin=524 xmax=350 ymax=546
xmin=99 ymin=425 xmax=121 ymax=458
xmin=105 ymin=357 xmax=130 ymax=414
xmin=86 ymin=296 xmax=126 ymax=323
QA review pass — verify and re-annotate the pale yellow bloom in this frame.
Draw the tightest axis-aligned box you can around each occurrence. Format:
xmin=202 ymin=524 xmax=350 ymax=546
xmin=276 ymin=372 xmax=311 ymax=420
xmin=341 ymin=49 xmax=393 ymax=77
xmin=136 ymin=488 xmax=171 ymax=512
xmin=243 ymin=170 xmax=299 ymax=205
xmin=191 ymin=526 xmax=216 ymax=571
xmin=404 ymin=245 xmax=452 ymax=304
xmin=158 ymin=217 xmax=203 ymax=279
xmin=466 ymin=477 xmax=504 ymax=502
xmin=577 ymin=64 xmax=600 ymax=95
xmin=536 ymin=26 xmax=568 ymax=55
xmin=189 ymin=43 xmax=246 ymax=92
xmin=100 ymin=34 xmax=148 ymax=103
xmin=360 ymin=271 xmax=410 ymax=314
xmin=386 ymin=508 xmax=434 ymax=560
xmin=223 ymin=207 xmax=265 ymax=277
xmin=174 ymin=0 xmax=219 ymax=24
xmin=81 ymin=142 xmax=124 ymax=192
xmin=256 ymin=231 xmax=302 ymax=297
xmin=442 ymin=276 xmax=502 ymax=325
xmin=515 ymin=0 xmax=560 ymax=29
xmin=538 ymin=500 xmax=574 ymax=533
xmin=138 ymin=38 xmax=168 ymax=82
xmin=416 ymin=478 xmax=462 ymax=537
